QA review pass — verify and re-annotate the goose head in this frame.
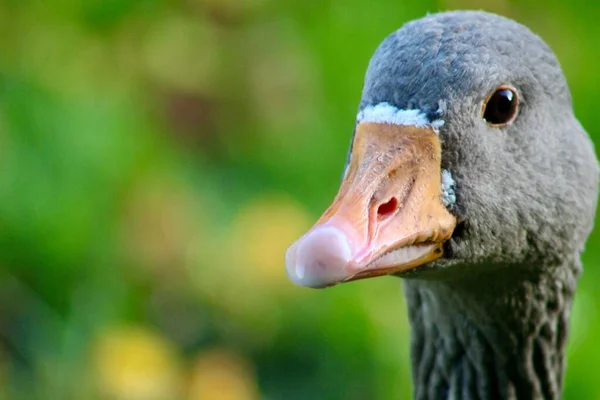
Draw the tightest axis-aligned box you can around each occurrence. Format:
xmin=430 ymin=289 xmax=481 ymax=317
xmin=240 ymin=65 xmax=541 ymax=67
xmin=285 ymin=11 xmax=598 ymax=289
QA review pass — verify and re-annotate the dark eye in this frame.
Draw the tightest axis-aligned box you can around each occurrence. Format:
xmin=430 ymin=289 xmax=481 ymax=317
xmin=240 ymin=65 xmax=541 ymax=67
xmin=482 ymin=86 xmax=519 ymax=126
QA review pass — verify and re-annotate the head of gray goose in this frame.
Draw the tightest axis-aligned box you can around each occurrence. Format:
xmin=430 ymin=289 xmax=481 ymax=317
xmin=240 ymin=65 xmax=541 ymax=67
xmin=285 ymin=10 xmax=598 ymax=399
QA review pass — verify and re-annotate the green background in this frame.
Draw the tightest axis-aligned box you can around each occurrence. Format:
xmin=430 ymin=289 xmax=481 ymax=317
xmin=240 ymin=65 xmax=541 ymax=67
xmin=0 ymin=0 xmax=598 ymax=399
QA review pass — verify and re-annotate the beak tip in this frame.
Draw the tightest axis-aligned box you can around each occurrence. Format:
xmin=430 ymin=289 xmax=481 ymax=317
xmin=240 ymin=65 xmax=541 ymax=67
xmin=285 ymin=226 xmax=353 ymax=288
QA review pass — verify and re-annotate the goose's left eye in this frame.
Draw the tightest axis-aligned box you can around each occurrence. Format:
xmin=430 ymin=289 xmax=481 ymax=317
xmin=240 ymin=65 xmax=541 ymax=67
xmin=483 ymin=86 xmax=519 ymax=126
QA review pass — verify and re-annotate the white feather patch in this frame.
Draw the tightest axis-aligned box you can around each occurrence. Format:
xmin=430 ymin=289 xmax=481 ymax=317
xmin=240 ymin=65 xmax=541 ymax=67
xmin=441 ymin=169 xmax=456 ymax=207
xmin=357 ymin=102 xmax=444 ymax=130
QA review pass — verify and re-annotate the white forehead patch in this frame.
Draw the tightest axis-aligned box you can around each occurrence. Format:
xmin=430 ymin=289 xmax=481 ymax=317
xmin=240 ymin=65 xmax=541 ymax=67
xmin=441 ymin=169 xmax=456 ymax=207
xmin=357 ymin=102 xmax=444 ymax=130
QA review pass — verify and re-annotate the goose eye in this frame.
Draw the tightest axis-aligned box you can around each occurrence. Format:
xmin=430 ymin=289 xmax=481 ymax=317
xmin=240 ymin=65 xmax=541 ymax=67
xmin=482 ymin=87 xmax=518 ymax=126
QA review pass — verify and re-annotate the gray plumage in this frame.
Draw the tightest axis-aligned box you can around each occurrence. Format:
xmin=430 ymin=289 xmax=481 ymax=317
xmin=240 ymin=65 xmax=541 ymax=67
xmin=351 ymin=11 xmax=599 ymax=400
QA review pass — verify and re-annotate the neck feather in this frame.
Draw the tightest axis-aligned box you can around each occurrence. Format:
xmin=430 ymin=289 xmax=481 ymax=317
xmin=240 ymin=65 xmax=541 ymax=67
xmin=402 ymin=260 xmax=580 ymax=400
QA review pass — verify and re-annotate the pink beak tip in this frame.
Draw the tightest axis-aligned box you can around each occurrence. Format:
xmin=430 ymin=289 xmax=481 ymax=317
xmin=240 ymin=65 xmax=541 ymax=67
xmin=285 ymin=225 xmax=354 ymax=288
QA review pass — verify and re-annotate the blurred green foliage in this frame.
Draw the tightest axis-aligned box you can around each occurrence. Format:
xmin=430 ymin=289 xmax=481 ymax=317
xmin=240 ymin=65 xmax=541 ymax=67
xmin=0 ymin=0 xmax=599 ymax=399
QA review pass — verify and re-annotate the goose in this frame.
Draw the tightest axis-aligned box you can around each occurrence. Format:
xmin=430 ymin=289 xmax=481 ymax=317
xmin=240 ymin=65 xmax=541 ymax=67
xmin=285 ymin=10 xmax=598 ymax=400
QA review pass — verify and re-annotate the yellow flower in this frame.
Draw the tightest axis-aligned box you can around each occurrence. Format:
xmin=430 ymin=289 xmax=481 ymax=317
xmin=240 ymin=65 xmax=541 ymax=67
xmin=229 ymin=193 xmax=312 ymax=288
xmin=92 ymin=325 xmax=181 ymax=400
xmin=187 ymin=348 xmax=258 ymax=400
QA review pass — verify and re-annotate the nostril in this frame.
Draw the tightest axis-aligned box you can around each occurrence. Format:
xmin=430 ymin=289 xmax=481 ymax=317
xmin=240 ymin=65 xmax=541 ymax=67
xmin=377 ymin=197 xmax=398 ymax=219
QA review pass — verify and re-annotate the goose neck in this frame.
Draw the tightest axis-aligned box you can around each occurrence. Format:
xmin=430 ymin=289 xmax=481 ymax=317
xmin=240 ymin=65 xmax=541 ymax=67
xmin=403 ymin=262 xmax=578 ymax=400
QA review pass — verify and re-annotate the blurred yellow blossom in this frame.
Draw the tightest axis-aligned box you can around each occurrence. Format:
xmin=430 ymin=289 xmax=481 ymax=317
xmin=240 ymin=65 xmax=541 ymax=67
xmin=184 ymin=192 xmax=312 ymax=347
xmin=229 ymin=193 xmax=313 ymax=288
xmin=187 ymin=348 xmax=258 ymax=400
xmin=91 ymin=325 xmax=182 ymax=400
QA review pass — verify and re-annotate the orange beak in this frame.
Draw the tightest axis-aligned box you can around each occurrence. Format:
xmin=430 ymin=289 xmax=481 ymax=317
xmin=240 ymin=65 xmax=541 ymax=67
xmin=285 ymin=122 xmax=457 ymax=288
